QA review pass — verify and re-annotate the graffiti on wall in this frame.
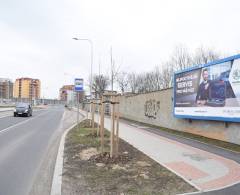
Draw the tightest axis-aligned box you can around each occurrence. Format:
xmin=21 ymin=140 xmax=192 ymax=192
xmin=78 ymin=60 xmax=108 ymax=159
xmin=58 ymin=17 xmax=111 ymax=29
xmin=144 ymin=99 xmax=160 ymax=119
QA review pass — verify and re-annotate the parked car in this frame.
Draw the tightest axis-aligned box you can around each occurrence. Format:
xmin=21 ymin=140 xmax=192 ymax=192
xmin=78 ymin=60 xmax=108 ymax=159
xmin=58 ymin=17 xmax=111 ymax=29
xmin=14 ymin=103 xmax=33 ymax=117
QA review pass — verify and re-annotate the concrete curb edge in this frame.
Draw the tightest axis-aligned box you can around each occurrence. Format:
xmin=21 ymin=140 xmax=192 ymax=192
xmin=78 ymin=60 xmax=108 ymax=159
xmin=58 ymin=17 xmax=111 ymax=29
xmin=50 ymin=122 xmax=78 ymax=195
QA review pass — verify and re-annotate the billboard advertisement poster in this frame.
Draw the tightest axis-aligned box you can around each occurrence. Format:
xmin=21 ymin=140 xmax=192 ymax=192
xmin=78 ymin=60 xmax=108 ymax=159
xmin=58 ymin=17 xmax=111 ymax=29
xmin=74 ymin=78 xmax=84 ymax=92
xmin=173 ymin=54 xmax=240 ymax=122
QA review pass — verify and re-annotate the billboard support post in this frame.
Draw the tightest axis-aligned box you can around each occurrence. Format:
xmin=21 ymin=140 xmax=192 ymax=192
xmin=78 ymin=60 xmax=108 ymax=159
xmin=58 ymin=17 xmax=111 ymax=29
xmin=225 ymin=122 xmax=229 ymax=128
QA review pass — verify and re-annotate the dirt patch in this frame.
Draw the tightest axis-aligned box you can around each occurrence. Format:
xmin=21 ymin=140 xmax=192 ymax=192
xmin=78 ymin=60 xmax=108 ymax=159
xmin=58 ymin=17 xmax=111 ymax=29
xmin=89 ymin=152 xmax=130 ymax=164
xmin=80 ymin=148 xmax=99 ymax=160
xmin=79 ymin=119 xmax=98 ymax=128
xmin=86 ymin=132 xmax=100 ymax=138
xmin=62 ymin=120 xmax=197 ymax=195
xmin=136 ymin=161 xmax=151 ymax=167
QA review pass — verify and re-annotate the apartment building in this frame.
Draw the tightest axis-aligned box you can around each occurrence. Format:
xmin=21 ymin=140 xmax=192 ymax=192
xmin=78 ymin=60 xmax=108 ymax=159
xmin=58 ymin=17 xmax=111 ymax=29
xmin=59 ymin=85 xmax=74 ymax=101
xmin=0 ymin=78 xmax=13 ymax=99
xmin=13 ymin=78 xmax=41 ymax=99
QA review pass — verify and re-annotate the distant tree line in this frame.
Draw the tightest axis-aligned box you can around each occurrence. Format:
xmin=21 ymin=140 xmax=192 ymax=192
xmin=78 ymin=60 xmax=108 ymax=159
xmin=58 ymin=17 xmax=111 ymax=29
xmin=91 ymin=45 xmax=221 ymax=97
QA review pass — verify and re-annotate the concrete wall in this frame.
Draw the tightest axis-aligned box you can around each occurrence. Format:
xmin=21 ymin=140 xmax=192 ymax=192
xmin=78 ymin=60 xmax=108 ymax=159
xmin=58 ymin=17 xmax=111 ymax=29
xmin=119 ymin=88 xmax=240 ymax=145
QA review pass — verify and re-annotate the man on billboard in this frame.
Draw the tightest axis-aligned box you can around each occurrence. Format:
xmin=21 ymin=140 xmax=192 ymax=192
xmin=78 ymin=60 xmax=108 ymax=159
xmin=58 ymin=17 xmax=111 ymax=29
xmin=196 ymin=69 xmax=211 ymax=105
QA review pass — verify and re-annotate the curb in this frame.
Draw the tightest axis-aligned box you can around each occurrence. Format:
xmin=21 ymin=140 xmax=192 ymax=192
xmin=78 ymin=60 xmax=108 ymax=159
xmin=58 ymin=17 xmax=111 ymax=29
xmin=50 ymin=122 xmax=77 ymax=195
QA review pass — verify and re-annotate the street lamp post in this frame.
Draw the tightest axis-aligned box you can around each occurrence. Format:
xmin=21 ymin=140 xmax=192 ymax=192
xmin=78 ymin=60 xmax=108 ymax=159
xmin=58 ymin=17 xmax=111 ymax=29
xmin=72 ymin=38 xmax=93 ymax=98
xmin=73 ymin=38 xmax=93 ymax=126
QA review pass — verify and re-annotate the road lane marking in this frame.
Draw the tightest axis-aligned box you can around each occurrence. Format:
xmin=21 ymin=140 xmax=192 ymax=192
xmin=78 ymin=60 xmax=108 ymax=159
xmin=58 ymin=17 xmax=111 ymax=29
xmin=0 ymin=110 xmax=51 ymax=135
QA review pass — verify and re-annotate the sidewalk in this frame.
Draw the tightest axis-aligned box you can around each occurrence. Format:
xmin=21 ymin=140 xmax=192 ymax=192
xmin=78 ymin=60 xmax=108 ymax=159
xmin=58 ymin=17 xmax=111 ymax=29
xmin=80 ymin=110 xmax=240 ymax=192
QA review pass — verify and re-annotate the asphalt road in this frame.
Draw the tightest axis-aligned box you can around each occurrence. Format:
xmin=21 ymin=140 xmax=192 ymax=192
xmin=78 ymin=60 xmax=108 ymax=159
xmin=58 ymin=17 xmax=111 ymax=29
xmin=0 ymin=106 xmax=65 ymax=195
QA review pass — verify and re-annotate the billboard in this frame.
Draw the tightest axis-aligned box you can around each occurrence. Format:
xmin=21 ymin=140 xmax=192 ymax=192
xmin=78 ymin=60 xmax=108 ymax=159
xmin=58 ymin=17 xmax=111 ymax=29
xmin=173 ymin=54 xmax=240 ymax=122
xmin=74 ymin=78 xmax=84 ymax=92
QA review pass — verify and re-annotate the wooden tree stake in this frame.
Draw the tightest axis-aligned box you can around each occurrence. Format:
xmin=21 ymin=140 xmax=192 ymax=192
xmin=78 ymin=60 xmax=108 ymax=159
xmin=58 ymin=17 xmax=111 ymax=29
xmin=97 ymin=102 xmax=100 ymax=136
xmin=100 ymin=96 xmax=105 ymax=153
xmin=115 ymin=96 xmax=120 ymax=156
xmin=110 ymin=96 xmax=115 ymax=158
xmin=91 ymin=102 xmax=95 ymax=134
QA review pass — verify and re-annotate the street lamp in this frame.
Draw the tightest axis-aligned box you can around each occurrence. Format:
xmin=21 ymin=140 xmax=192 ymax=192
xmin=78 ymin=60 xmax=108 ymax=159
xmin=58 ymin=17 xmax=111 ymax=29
xmin=72 ymin=38 xmax=93 ymax=98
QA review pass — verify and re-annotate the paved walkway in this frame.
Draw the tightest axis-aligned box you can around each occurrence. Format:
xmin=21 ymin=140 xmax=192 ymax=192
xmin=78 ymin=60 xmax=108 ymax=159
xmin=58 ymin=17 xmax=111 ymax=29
xmin=80 ymin=110 xmax=240 ymax=193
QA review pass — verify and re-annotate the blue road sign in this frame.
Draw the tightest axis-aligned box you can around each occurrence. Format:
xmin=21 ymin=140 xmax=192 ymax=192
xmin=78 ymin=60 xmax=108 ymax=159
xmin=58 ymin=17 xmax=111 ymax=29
xmin=74 ymin=78 xmax=84 ymax=92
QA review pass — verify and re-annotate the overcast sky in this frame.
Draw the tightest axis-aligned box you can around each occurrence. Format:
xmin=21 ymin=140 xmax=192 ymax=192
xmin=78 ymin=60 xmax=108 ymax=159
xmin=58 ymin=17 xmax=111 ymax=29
xmin=1 ymin=0 xmax=240 ymax=98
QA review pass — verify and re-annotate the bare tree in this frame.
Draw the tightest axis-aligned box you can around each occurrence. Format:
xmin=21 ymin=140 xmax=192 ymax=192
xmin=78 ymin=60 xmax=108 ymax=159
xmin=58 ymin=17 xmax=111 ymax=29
xmin=128 ymin=69 xmax=161 ymax=94
xmin=128 ymin=66 xmax=171 ymax=93
xmin=135 ymin=73 xmax=146 ymax=93
xmin=98 ymin=44 xmax=222 ymax=95
xmin=110 ymin=47 xmax=121 ymax=91
xmin=92 ymin=74 xmax=109 ymax=98
xmin=143 ymin=71 xmax=158 ymax=92
xmin=127 ymin=72 xmax=138 ymax=93
xmin=160 ymin=62 xmax=174 ymax=89
xmin=193 ymin=46 xmax=220 ymax=65
xmin=152 ymin=66 xmax=162 ymax=91
xmin=170 ymin=45 xmax=192 ymax=71
xmin=117 ymin=71 xmax=129 ymax=94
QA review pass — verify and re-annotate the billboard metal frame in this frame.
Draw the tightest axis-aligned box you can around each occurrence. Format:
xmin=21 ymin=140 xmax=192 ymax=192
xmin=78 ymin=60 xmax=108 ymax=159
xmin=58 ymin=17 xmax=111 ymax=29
xmin=173 ymin=54 xmax=240 ymax=123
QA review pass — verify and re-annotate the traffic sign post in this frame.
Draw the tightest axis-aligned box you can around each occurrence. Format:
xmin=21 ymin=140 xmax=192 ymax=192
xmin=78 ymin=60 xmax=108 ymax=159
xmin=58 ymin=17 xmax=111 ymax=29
xmin=74 ymin=78 xmax=84 ymax=129
xmin=77 ymin=92 xmax=79 ymax=128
